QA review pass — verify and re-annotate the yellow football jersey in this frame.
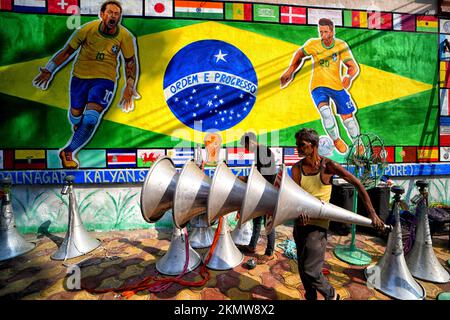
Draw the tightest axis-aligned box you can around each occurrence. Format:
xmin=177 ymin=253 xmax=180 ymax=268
xmin=302 ymin=38 xmax=355 ymax=91
xmin=68 ymin=20 xmax=136 ymax=82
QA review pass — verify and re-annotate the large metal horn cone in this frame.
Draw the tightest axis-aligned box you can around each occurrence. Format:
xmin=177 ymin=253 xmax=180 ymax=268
xmin=207 ymin=161 xmax=246 ymax=225
xmin=204 ymin=218 xmax=243 ymax=270
xmin=189 ymin=214 xmax=214 ymax=249
xmin=266 ymin=166 xmax=378 ymax=235
xmin=156 ymin=227 xmax=201 ymax=275
xmin=140 ymin=157 xmax=178 ymax=223
xmin=231 ymin=220 xmax=252 ymax=246
xmin=406 ymin=200 xmax=450 ymax=283
xmin=239 ymin=164 xmax=278 ymax=228
xmin=51 ymin=188 xmax=100 ymax=260
xmin=173 ymin=159 xmax=212 ymax=229
xmin=364 ymin=196 xmax=425 ymax=300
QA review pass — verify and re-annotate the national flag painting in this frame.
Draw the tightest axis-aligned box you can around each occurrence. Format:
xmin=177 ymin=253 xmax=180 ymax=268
xmin=308 ymin=8 xmax=342 ymax=26
xmin=416 ymin=15 xmax=438 ymax=33
xmin=395 ymin=146 xmax=417 ymax=163
xmin=280 ymin=6 xmax=306 ymax=25
xmin=47 ymin=0 xmax=78 ymax=14
xmin=417 ymin=146 xmax=439 ymax=162
xmin=1 ymin=150 xmax=14 ymax=169
xmin=270 ymin=147 xmax=283 ymax=166
xmin=167 ymin=148 xmax=194 ymax=167
xmin=107 ymin=149 xmax=137 ymax=168
xmin=440 ymin=89 xmax=450 ymax=116
xmin=14 ymin=0 xmax=46 ymax=13
xmin=225 ymin=3 xmax=252 ymax=21
xmin=372 ymin=146 xmax=395 ymax=163
xmin=227 ymin=147 xmax=254 ymax=166
xmin=145 ymin=0 xmax=173 ymax=17
xmin=253 ymin=4 xmax=279 ymax=23
xmin=440 ymin=147 xmax=450 ymax=161
xmin=137 ymin=149 xmax=165 ymax=167
xmin=440 ymin=117 xmax=450 ymax=146
xmin=440 ymin=19 xmax=450 ymax=34
xmin=78 ymin=149 xmax=106 ymax=168
xmin=0 ymin=0 xmax=12 ymax=10
xmin=284 ymin=148 xmax=301 ymax=166
xmin=14 ymin=149 xmax=46 ymax=169
xmin=393 ymin=13 xmax=415 ymax=31
xmin=368 ymin=12 xmax=392 ymax=30
xmin=344 ymin=10 xmax=367 ymax=28
xmin=440 ymin=61 xmax=450 ymax=88
xmin=80 ymin=0 xmax=142 ymax=16
xmin=174 ymin=1 xmax=223 ymax=20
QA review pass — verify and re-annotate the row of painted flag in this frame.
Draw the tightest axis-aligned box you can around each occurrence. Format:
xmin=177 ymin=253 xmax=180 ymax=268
xmin=0 ymin=146 xmax=448 ymax=170
xmin=0 ymin=0 xmax=441 ymax=33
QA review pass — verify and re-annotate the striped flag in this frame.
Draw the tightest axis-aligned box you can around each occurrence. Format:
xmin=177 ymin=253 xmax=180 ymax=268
xmin=440 ymin=117 xmax=450 ymax=146
xmin=174 ymin=1 xmax=223 ymax=20
xmin=47 ymin=0 xmax=78 ymax=14
xmin=107 ymin=149 xmax=137 ymax=168
xmin=280 ymin=6 xmax=306 ymax=25
xmin=167 ymin=148 xmax=194 ymax=167
xmin=394 ymin=146 xmax=417 ymax=163
xmin=225 ymin=3 xmax=252 ymax=21
xmin=417 ymin=146 xmax=439 ymax=162
xmin=440 ymin=61 xmax=450 ymax=88
xmin=368 ymin=12 xmax=392 ymax=30
xmin=416 ymin=15 xmax=438 ymax=33
xmin=145 ymin=0 xmax=173 ymax=17
xmin=308 ymin=8 xmax=342 ymax=26
xmin=344 ymin=10 xmax=367 ymax=28
xmin=283 ymin=148 xmax=301 ymax=166
xmin=227 ymin=147 xmax=254 ymax=166
xmin=14 ymin=149 xmax=46 ymax=169
xmin=440 ymin=147 xmax=450 ymax=161
xmin=78 ymin=149 xmax=106 ymax=168
xmin=14 ymin=0 xmax=46 ymax=13
xmin=440 ymin=89 xmax=450 ymax=116
xmin=137 ymin=149 xmax=165 ymax=167
xmin=393 ymin=13 xmax=415 ymax=31
xmin=0 ymin=0 xmax=12 ymax=10
xmin=253 ymin=4 xmax=279 ymax=23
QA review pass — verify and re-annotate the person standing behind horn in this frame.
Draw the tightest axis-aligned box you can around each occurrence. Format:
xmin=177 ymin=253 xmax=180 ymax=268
xmin=237 ymin=132 xmax=277 ymax=264
xmin=292 ymin=128 xmax=384 ymax=300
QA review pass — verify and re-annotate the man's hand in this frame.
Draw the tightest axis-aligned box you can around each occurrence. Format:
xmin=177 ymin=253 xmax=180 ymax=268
xmin=297 ymin=213 xmax=309 ymax=226
xmin=280 ymin=71 xmax=293 ymax=89
xmin=342 ymin=75 xmax=352 ymax=89
xmin=119 ymin=82 xmax=141 ymax=113
xmin=32 ymin=67 xmax=53 ymax=90
xmin=370 ymin=213 xmax=385 ymax=232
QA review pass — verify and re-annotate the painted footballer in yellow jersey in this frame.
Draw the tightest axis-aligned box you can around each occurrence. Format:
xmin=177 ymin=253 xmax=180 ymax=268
xmin=32 ymin=0 xmax=140 ymax=169
xmin=280 ymin=18 xmax=362 ymax=155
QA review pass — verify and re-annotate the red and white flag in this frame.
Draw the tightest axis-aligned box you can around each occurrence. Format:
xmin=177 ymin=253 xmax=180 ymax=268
xmin=145 ymin=0 xmax=173 ymax=17
xmin=281 ymin=6 xmax=306 ymax=25
xmin=48 ymin=0 xmax=78 ymax=14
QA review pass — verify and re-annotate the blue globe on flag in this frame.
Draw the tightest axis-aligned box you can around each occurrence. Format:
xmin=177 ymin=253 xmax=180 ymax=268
xmin=163 ymin=40 xmax=258 ymax=132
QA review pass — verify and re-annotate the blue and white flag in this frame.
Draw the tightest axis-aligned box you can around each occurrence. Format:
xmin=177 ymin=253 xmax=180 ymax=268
xmin=14 ymin=0 xmax=46 ymax=13
xmin=167 ymin=148 xmax=194 ymax=167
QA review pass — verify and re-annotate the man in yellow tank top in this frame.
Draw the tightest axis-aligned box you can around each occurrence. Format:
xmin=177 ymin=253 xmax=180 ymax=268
xmin=280 ymin=18 xmax=362 ymax=155
xmin=32 ymin=1 xmax=140 ymax=169
xmin=291 ymin=128 xmax=384 ymax=300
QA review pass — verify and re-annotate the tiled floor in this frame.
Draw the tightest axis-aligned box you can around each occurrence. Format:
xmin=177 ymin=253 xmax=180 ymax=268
xmin=0 ymin=225 xmax=449 ymax=300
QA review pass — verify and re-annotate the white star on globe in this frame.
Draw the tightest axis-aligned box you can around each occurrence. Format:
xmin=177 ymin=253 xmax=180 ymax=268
xmin=214 ymin=49 xmax=228 ymax=63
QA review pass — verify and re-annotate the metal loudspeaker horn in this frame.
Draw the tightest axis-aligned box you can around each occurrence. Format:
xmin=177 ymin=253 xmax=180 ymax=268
xmin=265 ymin=166 xmax=392 ymax=234
xmin=207 ymin=161 xmax=247 ymax=225
xmin=140 ymin=157 xmax=179 ymax=223
xmin=406 ymin=180 xmax=450 ymax=283
xmin=0 ymin=177 xmax=35 ymax=261
xmin=173 ymin=159 xmax=212 ymax=229
xmin=364 ymin=186 xmax=425 ymax=300
xmin=239 ymin=164 xmax=279 ymax=228
xmin=51 ymin=175 xmax=100 ymax=260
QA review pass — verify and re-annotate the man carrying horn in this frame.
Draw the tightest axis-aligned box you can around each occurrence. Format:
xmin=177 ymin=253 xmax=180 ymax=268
xmin=292 ymin=128 xmax=384 ymax=300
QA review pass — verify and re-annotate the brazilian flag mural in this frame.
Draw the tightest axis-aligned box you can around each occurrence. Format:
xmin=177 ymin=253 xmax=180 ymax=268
xmin=0 ymin=5 xmax=439 ymax=170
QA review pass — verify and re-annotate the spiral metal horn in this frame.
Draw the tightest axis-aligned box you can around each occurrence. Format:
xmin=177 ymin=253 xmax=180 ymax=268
xmin=0 ymin=177 xmax=35 ymax=261
xmin=207 ymin=161 xmax=247 ymax=225
xmin=51 ymin=175 xmax=100 ymax=260
xmin=405 ymin=181 xmax=450 ymax=283
xmin=364 ymin=186 xmax=426 ymax=300
xmin=140 ymin=157 xmax=179 ymax=223
xmin=173 ymin=159 xmax=212 ymax=229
